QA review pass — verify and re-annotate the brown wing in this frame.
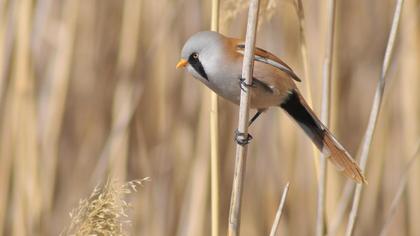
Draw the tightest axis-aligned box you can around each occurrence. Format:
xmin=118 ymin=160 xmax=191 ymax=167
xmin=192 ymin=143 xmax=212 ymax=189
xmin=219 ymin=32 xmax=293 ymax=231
xmin=235 ymin=43 xmax=302 ymax=82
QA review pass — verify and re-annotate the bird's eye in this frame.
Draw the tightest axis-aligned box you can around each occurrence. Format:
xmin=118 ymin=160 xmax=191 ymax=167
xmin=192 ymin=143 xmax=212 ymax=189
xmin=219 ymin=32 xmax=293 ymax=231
xmin=192 ymin=53 xmax=199 ymax=59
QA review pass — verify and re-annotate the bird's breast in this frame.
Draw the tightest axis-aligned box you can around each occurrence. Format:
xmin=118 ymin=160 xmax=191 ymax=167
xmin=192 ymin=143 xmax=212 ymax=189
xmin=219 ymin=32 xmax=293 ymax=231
xmin=195 ymin=57 xmax=291 ymax=109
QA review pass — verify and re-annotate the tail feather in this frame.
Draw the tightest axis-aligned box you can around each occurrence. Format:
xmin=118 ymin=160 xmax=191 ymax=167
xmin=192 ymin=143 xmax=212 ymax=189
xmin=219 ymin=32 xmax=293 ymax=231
xmin=323 ymin=130 xmax=367 ymax=183
xmin=280 ymin=90 xmax=367 ymax=184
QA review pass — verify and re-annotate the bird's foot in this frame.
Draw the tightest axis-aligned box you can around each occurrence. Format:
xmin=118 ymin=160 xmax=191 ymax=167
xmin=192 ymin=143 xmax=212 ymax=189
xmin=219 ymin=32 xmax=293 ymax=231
xmin=234 ymin=129 xmax=253 ymax=146
xmin=239 ymin=77 xmax=256 ymax=92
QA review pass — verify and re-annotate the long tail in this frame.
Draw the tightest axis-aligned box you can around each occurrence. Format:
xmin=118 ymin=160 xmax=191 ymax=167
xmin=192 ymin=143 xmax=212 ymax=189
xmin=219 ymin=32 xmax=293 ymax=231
xmin=280 ymin=90 xmax=367 ymax=184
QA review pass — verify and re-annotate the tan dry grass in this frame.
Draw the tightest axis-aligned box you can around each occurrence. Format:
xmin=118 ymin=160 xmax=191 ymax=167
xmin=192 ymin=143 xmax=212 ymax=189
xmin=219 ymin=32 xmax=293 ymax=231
xmin=61 ymin=178 xmax=149 ymax=236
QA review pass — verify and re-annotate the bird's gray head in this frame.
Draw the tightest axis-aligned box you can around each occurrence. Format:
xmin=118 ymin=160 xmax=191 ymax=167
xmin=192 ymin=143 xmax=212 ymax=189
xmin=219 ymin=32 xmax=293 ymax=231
xmin=176 ymin=31 xmax=225 ymax=81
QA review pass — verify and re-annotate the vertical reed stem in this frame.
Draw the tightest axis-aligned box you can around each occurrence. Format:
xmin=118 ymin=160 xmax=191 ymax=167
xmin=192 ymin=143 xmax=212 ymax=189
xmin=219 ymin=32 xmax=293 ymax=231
xmin=293 ymin=0 xmax=321 ymax=184
xmin=228 ymin=0 xmax=260 ymax=235
xmin=317 ymin=0 xmax=336 ymax=235
xmin=38 ymin=0 xmax=79 ymax=228
xmin=210 ymin=1 xmax=220 ymax=236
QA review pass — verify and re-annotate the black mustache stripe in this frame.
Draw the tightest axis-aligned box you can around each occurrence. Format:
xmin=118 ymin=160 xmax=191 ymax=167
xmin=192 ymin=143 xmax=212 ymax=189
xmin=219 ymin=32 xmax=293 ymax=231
xmin=188 ymin=54 xmax=208 ymax=80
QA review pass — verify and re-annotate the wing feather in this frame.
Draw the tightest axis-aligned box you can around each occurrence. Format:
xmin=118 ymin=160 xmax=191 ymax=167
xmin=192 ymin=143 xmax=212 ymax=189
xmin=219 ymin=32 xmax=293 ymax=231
xmin=236 ymin=44 xmax=302 ymax=82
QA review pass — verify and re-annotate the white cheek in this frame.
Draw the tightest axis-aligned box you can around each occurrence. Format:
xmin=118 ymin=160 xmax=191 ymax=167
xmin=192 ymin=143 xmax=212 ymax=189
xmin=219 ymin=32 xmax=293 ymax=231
xmin=186 ymin=64 xmax=194 ymax=74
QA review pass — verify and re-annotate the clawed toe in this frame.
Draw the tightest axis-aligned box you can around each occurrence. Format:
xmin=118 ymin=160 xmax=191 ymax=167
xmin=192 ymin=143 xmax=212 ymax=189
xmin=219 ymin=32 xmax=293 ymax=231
xmin=234 ymin=129 xmax=253 ymax=146
xmin=239 ymin=78 xmax=256 ymax=92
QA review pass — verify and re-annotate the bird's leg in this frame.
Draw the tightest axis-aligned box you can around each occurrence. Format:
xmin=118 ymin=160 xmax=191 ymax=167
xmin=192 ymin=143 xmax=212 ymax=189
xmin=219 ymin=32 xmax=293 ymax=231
xmin=239 ymin=77 xmax=256 ymax=92
xmin=248 ymin=110 xmax=264 ymax=127
xmin=235 ymin=78 xmax=263 ymax=145
xmin=234 ymin=110 xmax=265 ymax=145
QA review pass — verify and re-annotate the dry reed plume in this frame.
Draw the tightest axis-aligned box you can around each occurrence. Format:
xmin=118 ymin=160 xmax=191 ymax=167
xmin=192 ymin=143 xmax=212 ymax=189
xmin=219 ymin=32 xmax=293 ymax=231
xmin=61 ymin=178 xmax=149 ymax=236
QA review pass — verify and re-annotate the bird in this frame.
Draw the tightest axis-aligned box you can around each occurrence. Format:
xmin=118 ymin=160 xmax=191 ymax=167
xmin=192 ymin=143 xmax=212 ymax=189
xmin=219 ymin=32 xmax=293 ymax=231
xmin=176 ymin=31 xmax=366 ymax=184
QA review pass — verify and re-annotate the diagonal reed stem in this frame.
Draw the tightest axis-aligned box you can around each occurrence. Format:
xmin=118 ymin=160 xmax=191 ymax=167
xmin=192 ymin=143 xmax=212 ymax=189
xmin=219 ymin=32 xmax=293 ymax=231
xmin=317 ymin=0 xmax=337 ymax=235
xmin=210 ymin=1 xmax=220 ymax=236
xmin=328 ymin=179 xmax=354 ymax=235
xmin=269 ymin=183 xmax=290 ymax=236
xmin=228 ymin=0 xmax=260 ymax=235
xmin=345 ymin=0 xmax=405 ymax=235
xmin=379 ymin=141 xmax=420 ymax=236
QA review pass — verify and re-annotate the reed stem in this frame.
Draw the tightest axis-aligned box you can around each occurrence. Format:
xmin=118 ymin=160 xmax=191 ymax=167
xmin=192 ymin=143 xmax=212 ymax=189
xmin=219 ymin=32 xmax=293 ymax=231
xmin=269 ymin=183 xmax=290 ymax=236
xmin=228 ymin=0 xmax=260 ymax=235
xmin=316 ymin=0 xmax=337 ymax=235
xmin=210 ymin=1 xmax=220 ymax=236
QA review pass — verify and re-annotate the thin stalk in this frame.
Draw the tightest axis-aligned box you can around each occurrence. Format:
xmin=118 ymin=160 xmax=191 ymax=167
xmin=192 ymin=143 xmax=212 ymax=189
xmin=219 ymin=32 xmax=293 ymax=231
xmin=293 ymin=0 xmax=320 ymax=180
xmin=11 ymin=0 xmax=40 ymax=234
xmin=228 ymin=0 xmax=260 ymax=235
xmin=379 ymin=141 xmax=420 ymax=236
xmin=210 ymin=1 xmax=220 ymax=236
xmin=327 ymin=180 xmax=354 ymax=235
xmin=0 ymin=0 xmax=12 ymax=104
xmin=316 ymin=0 xmax=337 ymax=235
xmin=269 ymin=183 xmax=290 ymax=236
xmin=109 ymin=0 xmax=142 ymax=180
xmin=0 ymin=2 xmax=15 ymax=233
xmin=90 ymin=0 xmax=142 ymax=184
xmin=400 ymin=0 xmax=420 ymax=233
xmin=177 ymin=99 xmax=211 ymax=236
xmin=345 ymin=0 xmax=404 ymax=235
xmin=38 ymin=0 xmax=79 ymax=219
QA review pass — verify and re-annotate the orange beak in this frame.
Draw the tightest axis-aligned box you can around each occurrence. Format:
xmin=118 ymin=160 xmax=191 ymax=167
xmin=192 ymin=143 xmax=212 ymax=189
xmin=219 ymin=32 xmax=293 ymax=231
xmin=176 ymin=59 xmax=188 ymax=69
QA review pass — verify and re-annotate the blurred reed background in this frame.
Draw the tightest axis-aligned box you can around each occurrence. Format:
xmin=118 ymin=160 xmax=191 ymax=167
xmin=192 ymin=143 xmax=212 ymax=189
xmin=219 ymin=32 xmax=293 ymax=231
xmin=0 ymin=0 xmax=419 ymax=235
